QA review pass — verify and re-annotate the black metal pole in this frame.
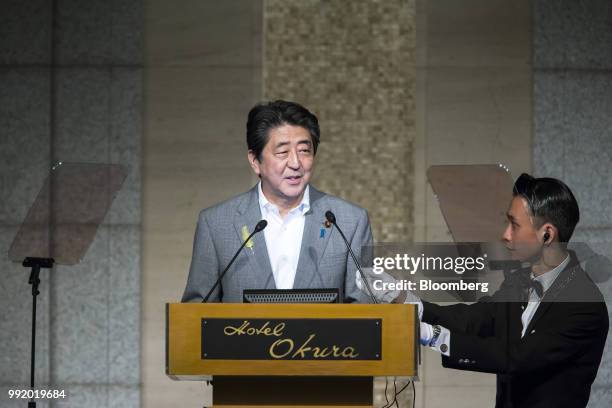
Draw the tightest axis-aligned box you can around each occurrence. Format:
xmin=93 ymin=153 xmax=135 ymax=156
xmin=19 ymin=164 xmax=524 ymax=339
xmin=23 ymin=257 xmax=54 ymax=408
xmin=28 ymin=263 xmax=40 ymax=408
xmin=29 ymin=293 xmax=37 ymax=407
xmin=29 ymin=264 xmax=40 ymax=391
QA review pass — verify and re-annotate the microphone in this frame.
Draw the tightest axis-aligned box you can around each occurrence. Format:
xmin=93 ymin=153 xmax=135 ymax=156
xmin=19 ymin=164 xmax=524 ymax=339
xmin=325 ymin=211 xmax=378 ymax=304
xmin=202 ymin=220 xmax=268 ymax=302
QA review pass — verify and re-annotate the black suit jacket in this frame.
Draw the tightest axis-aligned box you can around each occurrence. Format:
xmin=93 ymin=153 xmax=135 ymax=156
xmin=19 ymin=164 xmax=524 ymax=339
xmin=422 ymin=253 xmax=609 ymax=408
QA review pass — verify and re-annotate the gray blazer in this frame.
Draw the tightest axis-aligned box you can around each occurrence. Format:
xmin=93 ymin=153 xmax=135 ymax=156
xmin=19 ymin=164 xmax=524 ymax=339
xmin=181 ymin=184 xmax=373 ymax=303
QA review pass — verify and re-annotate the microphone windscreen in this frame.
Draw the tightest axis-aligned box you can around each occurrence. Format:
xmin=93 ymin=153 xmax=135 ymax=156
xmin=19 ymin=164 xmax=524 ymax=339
xmin=255 ymin=220 xmax=268 ymax=232
xmin=325 ymin=210 xmax=336 ymax=224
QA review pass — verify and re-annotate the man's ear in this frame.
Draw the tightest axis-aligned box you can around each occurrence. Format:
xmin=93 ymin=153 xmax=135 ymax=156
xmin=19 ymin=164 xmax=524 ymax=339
xmin=247 ymin=150 xmax=261 ymax=176
xmin=540 ymin=222 xmax=557 ymax=244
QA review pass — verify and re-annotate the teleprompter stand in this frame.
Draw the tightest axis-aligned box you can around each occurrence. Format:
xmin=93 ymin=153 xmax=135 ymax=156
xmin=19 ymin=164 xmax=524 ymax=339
xmin=9 ymin=162 xmax=127 ymax=407
xmin=23 ymin=257 xmax=54 ymax=408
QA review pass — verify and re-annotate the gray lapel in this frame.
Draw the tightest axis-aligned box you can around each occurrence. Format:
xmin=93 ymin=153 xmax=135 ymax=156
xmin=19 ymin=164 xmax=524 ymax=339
xmin=233 ymin=186 xmax=276 ymax=289
xmin=293 ymin=186 xmax=333 ymax=288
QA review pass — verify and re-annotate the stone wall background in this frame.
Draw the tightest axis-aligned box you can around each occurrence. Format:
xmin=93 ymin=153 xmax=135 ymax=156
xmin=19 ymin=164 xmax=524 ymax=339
xmin=0 ymin=0 xmax=143 ymax=407
xmin=533 ymin=1 xmax=612 ymax=405
xmin=2 ymin=1 xmax=611 ymax=407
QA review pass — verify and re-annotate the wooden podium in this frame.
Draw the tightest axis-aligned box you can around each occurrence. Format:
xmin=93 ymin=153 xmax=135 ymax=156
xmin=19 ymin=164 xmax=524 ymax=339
xmin=166 ymin=303 xmax=418 ymax=408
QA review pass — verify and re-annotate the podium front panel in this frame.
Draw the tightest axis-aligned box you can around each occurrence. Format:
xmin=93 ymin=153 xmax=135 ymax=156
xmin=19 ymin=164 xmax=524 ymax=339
xmin=166 ymin=303 xmax=417 ymax=379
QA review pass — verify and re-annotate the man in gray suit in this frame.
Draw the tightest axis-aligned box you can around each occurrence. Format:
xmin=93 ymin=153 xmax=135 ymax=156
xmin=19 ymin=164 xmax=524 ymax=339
xmin=182 ymin=100 xmax=373 ymax=303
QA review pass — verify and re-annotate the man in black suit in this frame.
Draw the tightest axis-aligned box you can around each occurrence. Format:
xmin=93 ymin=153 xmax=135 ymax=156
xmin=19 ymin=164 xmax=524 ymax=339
xmin=400 ymin=174 xmax=609 ymax=407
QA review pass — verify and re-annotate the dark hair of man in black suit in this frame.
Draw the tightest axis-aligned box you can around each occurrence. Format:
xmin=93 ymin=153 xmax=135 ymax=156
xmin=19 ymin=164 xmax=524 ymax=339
xmin=512 ymin=173 xmax=580 ymax=243
xmin=504 ymin=173 xmax=581 ymax=274
xmin=246 ymin=100 xmax=321 ymax=161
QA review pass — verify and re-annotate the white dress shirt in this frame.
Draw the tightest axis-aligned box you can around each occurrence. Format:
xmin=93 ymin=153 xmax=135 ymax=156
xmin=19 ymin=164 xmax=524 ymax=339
xmin=520 ymin=253 xmax=570 ymax=337
xmin=258 ymin=182 xmax=310 ymax=289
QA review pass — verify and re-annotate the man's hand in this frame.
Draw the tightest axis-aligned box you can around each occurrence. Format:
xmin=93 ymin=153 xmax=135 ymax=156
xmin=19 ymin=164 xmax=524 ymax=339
xmin=355 ymin=269 xmax=423 ymax=312
xmin=355 ymin=268 xmax=402 ymax=303
xmin=420 ymin=321 xmax=434 ymax=345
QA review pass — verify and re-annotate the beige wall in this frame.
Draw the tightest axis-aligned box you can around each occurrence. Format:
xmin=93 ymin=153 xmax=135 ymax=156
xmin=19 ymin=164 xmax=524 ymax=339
xmin=416 ymin=0 xmax=532 ymax=406
xmin=143 ymin=1 xmax=262 ymax=406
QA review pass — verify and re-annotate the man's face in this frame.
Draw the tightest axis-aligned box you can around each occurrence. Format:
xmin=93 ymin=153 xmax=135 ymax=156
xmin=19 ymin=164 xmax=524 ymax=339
xmin=501 ymin=196 xmax=543 ymax=261
xmin=248 ymin=124 xmax=314 ymax=207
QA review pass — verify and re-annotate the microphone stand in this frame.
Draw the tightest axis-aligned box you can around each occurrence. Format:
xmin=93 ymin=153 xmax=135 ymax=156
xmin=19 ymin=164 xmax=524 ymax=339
xmin=325 ymin=211 xmax=378 ymax=304
xmin=203 ymin=221 xmax=267 ymax=302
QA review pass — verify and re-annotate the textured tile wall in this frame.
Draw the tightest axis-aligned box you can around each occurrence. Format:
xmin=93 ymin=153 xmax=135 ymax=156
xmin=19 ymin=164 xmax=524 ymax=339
xmin=264 ymin=0 xmax=416 ymax=243
xmin=0 ymin=0 xmax=142 ymax=407
xmin=533 ymin=1 xmax=612 ymax=406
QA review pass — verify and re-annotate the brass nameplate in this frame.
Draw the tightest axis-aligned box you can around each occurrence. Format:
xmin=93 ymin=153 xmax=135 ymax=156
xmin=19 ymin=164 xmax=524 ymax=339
xmin=201 ymin=318 xmax=382 ymax=360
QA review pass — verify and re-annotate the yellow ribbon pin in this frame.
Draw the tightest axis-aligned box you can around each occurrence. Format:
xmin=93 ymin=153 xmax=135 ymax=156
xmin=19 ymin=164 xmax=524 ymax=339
xmin=241 ymin=225 xmax=254 ymax=250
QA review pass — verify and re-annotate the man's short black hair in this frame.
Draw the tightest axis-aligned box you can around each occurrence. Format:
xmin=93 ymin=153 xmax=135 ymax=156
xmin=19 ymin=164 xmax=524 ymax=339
xmin=513 ymin=173 xmax=580 ymax=242
xmin=246 ymin=100 xmax=320 ymax=161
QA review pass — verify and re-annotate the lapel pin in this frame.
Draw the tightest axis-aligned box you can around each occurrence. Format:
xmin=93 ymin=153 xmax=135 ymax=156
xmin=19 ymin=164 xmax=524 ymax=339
xmin=241 ymin=225 xmax=255 ymax=252
xmin=320 ymin=219 xmax=332 ymax=238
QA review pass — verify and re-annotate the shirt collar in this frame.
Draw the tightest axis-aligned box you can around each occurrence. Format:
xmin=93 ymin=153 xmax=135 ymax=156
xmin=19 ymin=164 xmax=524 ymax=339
xmin=257 ymin=182 xmax=310 ymax=216
xmin=532 ymin=253 xmax=570 ymax=293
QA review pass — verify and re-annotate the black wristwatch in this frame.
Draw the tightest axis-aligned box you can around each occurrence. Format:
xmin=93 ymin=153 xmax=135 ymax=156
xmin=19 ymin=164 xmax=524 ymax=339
xmin=428 ymin=324 xmax=441 ymax=347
